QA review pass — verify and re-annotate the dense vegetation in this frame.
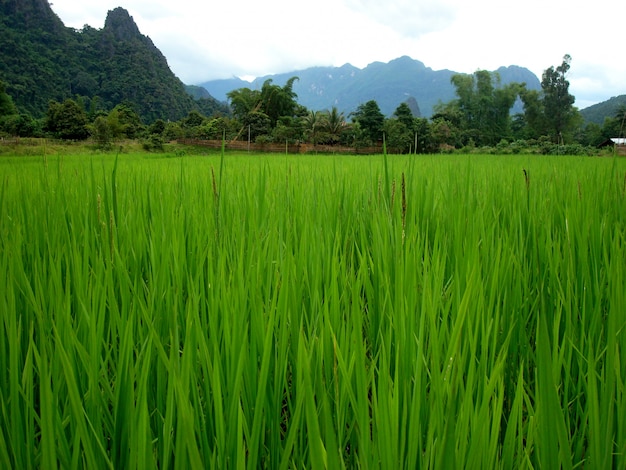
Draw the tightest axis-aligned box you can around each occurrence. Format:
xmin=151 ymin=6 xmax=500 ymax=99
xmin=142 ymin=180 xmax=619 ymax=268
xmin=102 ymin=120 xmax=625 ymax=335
xmin=581 ymin=95 xmax=626 ymax=125
xmin=1 ymin=151 xmax=625 ymax=467
xmin=0 ymin=0 xmax=227 ymax=122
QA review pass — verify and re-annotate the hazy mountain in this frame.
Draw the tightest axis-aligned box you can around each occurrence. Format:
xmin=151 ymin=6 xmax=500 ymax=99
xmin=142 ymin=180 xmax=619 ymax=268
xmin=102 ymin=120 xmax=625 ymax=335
xmin=198 ymin=56 xmax=542 ymax=117
xmin=0 ymin=0 xmax=227 ymax=121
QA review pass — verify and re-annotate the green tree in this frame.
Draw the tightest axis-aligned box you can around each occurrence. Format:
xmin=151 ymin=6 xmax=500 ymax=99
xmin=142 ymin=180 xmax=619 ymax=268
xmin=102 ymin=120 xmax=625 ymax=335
xmin=541 ymin=54 xmax=578 ymax=142
xmin=90 ymin=115 xmax=114 ymax=149
xmin=227 ymin=77 xmax=302 ymax=139
xmin=1 ymin=113 xmax=40 ymax=137
xmin=272 ymin=117 xmax=303 ymax=144
xmin=182 ymin=110 xmax=205 ymax=129
xmin=613 ymin=105 xmax=626 ymax=137
xmin=578 ymin=121 xmax=604 ymax=147
xmin=413 ymin=117 xmax=431 ymax=153
xmin=259 ymin=77 xmax=300 ymax=126
xmin=380 ymin=102 xmax=416 ymax=153
xmin=394 ymin=102 xmax=414 ymax=130
xmin=45 ymin=99 xmax=89 ymax=140
xmin=351 ymin=100 xmax=384 ymax=144
xmin=109 ymin=103 xmax=144 ymax=138
xmin=227 ymin=87 xmax=261 ymax=121
xmin=449 ymin=70 xmax=521 ymax=146
xmin=519 ymin=89 xmax=545 ymax=139
xmin=383 ymin=119 xmax=412 ymax=153
xmin=304 ymin=110 xmax=323 ymax=145
xmin=149 ymin=119 xmax=166 ymax=135
xmin=195 ymin=117 xmax=237 ymax=140
xmin=430 ymin=117 xmax=459 ymax=151
xmin=0 ymin=80 xmax=17 ymax=117
xmin=243 ymin=111 xmax=272 ymax=141
xmin=322 ymin=107 xmax=347 ymax=144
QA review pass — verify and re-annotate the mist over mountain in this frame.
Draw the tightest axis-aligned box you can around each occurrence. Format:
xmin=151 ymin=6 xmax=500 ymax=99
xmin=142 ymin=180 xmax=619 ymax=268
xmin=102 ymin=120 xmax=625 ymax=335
xmin=199 ymin=56 xmax=542 ymax=117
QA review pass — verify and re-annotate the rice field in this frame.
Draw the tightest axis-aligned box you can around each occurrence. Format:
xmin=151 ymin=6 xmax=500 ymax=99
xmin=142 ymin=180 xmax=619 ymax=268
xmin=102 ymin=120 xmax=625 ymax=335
xmin=1 ymin=151 xmax=625 ymax=468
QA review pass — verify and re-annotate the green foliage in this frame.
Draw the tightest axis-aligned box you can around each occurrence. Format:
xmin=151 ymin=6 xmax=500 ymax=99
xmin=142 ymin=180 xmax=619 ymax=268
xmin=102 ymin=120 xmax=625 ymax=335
xmin=597 ymin=105 xmax=626 ymax=140
xmin=0 ymin=80 xmax=17 ymax=117
xmin=541 ymin=55 xmax=578 ymax=142
xmin=225 ymin=77 xmax=304 ymax=144
xmin=446 ymin=70 xmax=522 ymax=146
xmin=303 ymin=110 xmax=323 ymax=145
xmin=323 ymin=107 xmax=347 ymax=143
xmin=88 ymin=103 xmax=144 ymax=148
xmin=182 ymin=110 xmax=205 ymax=129
xmin=393 ymin=102 xmax=414 ymax=129
xmin=108 ymin=103 xmax=144 ymax=138
xmin=196 ymin=117 xmax=240 ymax=141
xmin=259 ymin=77 xmax=300 ymax=125
xmin=383 ymin=118 xmax=412 ymax=153
xmin=142 ymin=134 xmax=164 ymax=152
xmin=300 ymin=107 xmax=349 ymax=146
xmin=227 ymin=87 xmax=260 ymax=121
xmin=148 ymin=119 xmax=166 ymax=135
xmin=89 ymin=115 xmax=114 ymax=149
xmin=45 ymin=99 xmax=89 ymax=140
xmin=1 ymin=153 xmax=625 ymax=467
xmin=243 ymin=111 xmax=272 ymax=141
xmin=413 ymin=117 xmax=431 ymax=153
xmin=0 ymin=3 xmax=223 ymax=123
xmin=163 ymin=121 xmax=184 ymax=141
xmin=514 ymin=56 xmax=583 ymax=143
xmin=0 ymin=113 xmax=41 ymax=137
xmin=580 ymin=95 xmax=626 ymax=125
xmin=351 ymin=100 xmax=385 ymax=144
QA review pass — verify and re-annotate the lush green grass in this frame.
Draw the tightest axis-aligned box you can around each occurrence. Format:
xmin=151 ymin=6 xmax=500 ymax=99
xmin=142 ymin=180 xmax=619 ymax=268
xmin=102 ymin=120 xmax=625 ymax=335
xmin=1 ymin=151 xmax=625 ymax=468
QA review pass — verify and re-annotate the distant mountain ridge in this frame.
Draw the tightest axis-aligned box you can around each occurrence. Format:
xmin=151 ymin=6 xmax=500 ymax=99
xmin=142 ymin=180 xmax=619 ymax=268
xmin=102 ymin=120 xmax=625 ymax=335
xmin=198 ymin=56 xmax=542 ymax=117
xmin=7 ymin=1 xmax=614 ymax=124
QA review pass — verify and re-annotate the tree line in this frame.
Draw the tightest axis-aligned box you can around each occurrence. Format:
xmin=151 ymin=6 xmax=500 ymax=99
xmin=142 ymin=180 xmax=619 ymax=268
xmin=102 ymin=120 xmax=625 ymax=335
xmin=1 ymin=55 xmax=623 ymax=153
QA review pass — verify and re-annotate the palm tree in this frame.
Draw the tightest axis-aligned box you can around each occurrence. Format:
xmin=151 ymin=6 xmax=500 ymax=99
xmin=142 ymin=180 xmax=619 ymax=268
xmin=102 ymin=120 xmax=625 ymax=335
xmin=322 ymin=106 xmax=347 ymax=144
xmin=303 ymin=110 xmax=323 ymax=145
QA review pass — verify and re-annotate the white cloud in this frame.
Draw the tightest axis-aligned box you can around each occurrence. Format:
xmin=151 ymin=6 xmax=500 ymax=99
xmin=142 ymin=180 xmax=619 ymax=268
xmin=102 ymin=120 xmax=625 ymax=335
xmin=343 ymin=0 xmax=457 ymax=37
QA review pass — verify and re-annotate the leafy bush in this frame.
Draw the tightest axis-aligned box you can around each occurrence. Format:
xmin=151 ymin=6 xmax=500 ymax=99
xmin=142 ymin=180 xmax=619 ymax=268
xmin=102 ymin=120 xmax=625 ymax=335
xmin=142 ymin=134 xmax=164 ymax=152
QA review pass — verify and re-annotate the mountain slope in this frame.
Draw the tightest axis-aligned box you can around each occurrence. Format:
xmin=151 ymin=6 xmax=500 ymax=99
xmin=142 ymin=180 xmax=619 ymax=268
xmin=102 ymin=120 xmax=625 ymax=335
xmin=199 ymin=56 xmax=542 ymax=117
xmin=0 ymin=0 xmax=227 ymax=121
xmin=580 ymin=95 xmax=626 ymax=125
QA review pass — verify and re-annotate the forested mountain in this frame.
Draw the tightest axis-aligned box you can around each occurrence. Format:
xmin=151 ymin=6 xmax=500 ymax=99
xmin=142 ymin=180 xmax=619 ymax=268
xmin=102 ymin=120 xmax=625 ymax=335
xmin=580 ymin=95 xmax=626 ymax=125
xmin=199 ymin=56 xmax=542 ymax=117
xmin=0 ymin=0 xmax=228 ymax=121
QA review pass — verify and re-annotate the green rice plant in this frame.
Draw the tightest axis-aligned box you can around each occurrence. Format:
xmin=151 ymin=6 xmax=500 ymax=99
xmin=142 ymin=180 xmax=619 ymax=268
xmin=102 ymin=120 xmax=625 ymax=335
xmin=0 ymin=152 xmax=625 ymax=468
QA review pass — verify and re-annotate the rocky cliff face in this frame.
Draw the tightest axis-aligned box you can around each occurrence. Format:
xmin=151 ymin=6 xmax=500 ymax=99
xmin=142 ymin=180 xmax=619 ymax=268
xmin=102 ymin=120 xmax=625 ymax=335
xmin=103 ymin=7 xmax=143 ymax=42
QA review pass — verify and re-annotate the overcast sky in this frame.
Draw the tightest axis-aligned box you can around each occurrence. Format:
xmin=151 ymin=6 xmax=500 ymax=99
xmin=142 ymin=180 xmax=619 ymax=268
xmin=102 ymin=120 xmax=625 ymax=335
xmin=51 ymin=0 xmax=625 ymax=109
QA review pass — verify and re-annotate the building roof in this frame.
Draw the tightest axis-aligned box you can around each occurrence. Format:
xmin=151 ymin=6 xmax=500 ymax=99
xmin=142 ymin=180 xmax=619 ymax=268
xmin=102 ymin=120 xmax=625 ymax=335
xmin=598 ymin=137 xmax=626 ymax=147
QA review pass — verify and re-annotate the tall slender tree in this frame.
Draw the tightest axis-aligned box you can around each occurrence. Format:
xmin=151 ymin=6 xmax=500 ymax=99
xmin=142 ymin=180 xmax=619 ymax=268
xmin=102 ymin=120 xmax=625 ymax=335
xmin=541 ymin=54 xmax=577 ymax=142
